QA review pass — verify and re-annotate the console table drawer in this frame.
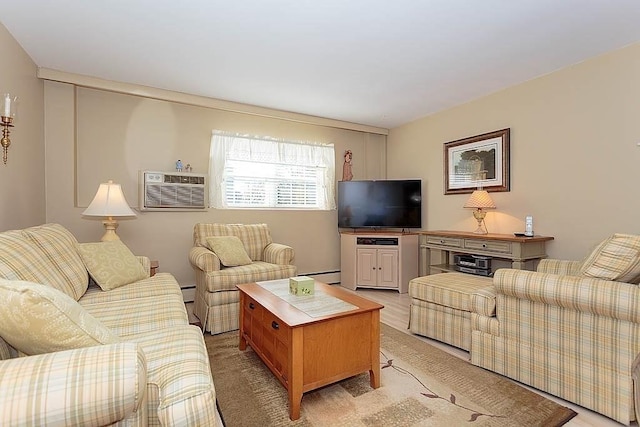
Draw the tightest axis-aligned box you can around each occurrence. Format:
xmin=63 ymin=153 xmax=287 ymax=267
xmin=464 ymin=239 xmax=512 ymax=254
xmin=426 ymin=236 xmax=462 ymax=248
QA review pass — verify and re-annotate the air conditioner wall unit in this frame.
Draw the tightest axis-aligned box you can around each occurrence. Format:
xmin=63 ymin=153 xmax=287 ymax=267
xmin=138 ymin=170 xmax=208 ymax=211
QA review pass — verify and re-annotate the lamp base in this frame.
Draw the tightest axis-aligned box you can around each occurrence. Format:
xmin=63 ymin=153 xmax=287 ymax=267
xmin=101 ymin=218 xmax=121 ymax=241
xmin=472 ymin=209 xmax=488 ymax=234
xmin=472 ymin=222 xmax=488 ymax=234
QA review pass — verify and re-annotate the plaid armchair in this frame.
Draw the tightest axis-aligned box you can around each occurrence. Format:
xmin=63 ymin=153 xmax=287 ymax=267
xmin=471 ymin=233 xmax=640 ymax=425
xmin=189 ymin=223 xmax=297 ymax=334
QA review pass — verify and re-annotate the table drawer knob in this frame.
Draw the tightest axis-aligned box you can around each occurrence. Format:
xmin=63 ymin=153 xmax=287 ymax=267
xmin=271 ymin=321 xmax=280 ymax=330
xmin=482 ymin=244 xmax=487 ymax=248
xmin=249 ymin=302 xmax=255 ymax=310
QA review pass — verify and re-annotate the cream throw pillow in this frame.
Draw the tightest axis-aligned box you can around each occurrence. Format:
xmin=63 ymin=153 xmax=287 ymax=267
xmin=580 ymin=233 xmax=640 ymax=283
xmin=206 ymin=236 xmax=252 ymax=267
xmin=78 ymin=240 xmax=149 ymax=291
xmin=0 ymin=279 xmax=120 ymax=355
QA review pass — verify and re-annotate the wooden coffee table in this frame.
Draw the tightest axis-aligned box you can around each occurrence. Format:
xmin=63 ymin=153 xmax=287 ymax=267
xmin=237 ymin=279 xmax=383 ymax=420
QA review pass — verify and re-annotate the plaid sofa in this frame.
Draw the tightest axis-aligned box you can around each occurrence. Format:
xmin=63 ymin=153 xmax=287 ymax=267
xmin=471 ymin=256 xmax=640 ymax=425
xmin=189 ymin=223 xmax=297 ymax=334
xmin=0 ymin=223 xmax=220 ymax=426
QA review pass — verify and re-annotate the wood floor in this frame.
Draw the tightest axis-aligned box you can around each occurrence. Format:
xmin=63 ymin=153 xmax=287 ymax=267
xmin=188 ymin=286 xmax=635 ymax=426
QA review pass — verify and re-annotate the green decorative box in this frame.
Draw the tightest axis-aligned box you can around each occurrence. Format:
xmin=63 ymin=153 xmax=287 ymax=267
xmin=289 ymin=276 xmax=315 ymax=296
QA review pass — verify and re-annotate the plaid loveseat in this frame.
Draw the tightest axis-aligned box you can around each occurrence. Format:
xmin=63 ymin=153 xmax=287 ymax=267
xmin=0 ymin=223 xmax=220 ymax=426
xmin=471 ymin=234 xmax=640 ymax=425
xmin=189 ymin=223 xmax=297 ymax=334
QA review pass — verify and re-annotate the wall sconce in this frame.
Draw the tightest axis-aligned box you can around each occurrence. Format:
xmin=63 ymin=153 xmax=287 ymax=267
xmin=82 ymin=180 xmax=137 ymax=241
xmin=464 ymin=189 xmax=496 ymax=234
xmin=1 ymin=93 xmax=17 ymax=165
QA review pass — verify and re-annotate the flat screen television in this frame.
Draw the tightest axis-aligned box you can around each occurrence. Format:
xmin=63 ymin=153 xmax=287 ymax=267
xmin=337 ymin=179 xmax=422 ymax=229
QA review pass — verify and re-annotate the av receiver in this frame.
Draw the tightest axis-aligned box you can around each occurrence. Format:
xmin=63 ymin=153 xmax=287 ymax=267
xmin=356 ymin=237 xmax=398 ymax=246
xmin=453 ymin=254 xmax=491 ymax=270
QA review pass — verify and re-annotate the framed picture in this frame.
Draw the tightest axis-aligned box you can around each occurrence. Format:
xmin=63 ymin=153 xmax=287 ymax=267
xmin=443 ymin=128 xmax=510 ymax=194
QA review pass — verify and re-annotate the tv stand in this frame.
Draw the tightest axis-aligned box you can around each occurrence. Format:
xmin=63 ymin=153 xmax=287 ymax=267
xmin=340 ymin=231 xmax=418 ymax=293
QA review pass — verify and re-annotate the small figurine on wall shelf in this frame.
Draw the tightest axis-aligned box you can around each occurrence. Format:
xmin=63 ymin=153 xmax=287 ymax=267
xmin=342 ymin=150 xmax=353 ymax=181
xmin=185 ymin=163 xmax=192 ymax=173
xmin=176 ymin=160 xmax=183 ymax=172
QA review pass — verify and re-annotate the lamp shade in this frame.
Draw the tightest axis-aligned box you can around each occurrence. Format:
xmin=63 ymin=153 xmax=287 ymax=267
xmin=83 ymin=180 xmax=136 ymax=217
xmin=464 ymin=190 xmax=496 ymax=209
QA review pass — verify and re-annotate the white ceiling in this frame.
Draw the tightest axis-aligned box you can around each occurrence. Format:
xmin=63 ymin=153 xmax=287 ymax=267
xmin=2 ymin=1 xmax=640 ymax=129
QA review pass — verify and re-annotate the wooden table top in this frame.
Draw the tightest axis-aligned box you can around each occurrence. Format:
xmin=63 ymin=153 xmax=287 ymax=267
xmin=237 ymin=280 xmax=384 ymax=328
xmin=420 ymin=230 xmax=554 ymax=243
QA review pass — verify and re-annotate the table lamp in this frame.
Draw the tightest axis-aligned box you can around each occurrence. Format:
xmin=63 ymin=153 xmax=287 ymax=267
xmin=464 ymin=190 xmax=496 ymax=234
xmin=82 ymin=180 xmax=137 ymax=241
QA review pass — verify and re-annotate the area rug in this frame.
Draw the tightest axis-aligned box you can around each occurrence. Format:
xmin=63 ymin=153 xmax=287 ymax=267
xmin=205 ymin=323 xmax=577 ymax=426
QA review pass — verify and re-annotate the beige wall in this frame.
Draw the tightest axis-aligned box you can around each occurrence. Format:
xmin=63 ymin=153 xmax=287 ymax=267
xmin=44 ymin=82 xmax=386 ymax=286
xmin=387 ymin=42 xmax=640 ymax=261
xmin=0 ymin=24 xmax=45 ymax=230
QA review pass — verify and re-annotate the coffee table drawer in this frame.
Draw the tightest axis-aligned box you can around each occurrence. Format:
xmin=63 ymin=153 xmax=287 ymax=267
xmin=263 ymin=310 xmax=290 ymax=347
xmin=260 ymin=310 xmax=290 ymax=382
xmin=243 ymin=296 xmax=264 ymax=348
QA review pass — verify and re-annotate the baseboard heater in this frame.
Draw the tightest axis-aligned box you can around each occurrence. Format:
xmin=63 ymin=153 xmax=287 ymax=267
xmin=180 ymin=285 xmax=196 ymax=303
xmin=300 ymin=270 xmax=341 ymax=285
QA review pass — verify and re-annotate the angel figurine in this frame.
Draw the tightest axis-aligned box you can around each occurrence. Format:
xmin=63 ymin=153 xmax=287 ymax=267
xmin=342 ymin=150 xmax=353 ymax=181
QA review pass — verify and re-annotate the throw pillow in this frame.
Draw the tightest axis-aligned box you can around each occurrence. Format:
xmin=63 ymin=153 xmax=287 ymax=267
xmin=0 ymin=279 xmax=120 ymax=356
xmin=77 ymin=240 xmax=149 ymax=291
xmin=206 ymin=236 xmax=252 ymax=267
xmin=579 ymin=233 xmax=640 ymax=283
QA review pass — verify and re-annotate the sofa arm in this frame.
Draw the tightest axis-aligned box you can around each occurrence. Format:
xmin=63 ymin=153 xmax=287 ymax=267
xmin=536 ymin=258 xmax=582 ymax=275
xmin=494 ymin=269 xmax=640 ymax=323
xmin=189 ymin=246 xmax=221 ymax=272
xmin=470 ymin=285 xmax=497 ymax=317
xmin=0 ymin=343 xmax=147 ymax=426
xmin=264 ymin=242 xmax=295 ymax=265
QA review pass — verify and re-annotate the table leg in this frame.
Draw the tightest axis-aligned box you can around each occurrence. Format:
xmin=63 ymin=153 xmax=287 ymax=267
xmin=511 ymin=260 xmax=526 ymax=269
xmin=369 ymin=310 xmax=381 ymax=389
xmin=288 ymin=328 xmax=303 ymax=420
xmin=239 ymin=293 xmax=247 ymax=351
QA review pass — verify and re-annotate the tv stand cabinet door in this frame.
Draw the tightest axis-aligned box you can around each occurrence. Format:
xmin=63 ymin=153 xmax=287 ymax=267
xmin=377 ymin=249 xmax=399 ymax=288
xmin=356 ymin=248 xmax=378 ymax=287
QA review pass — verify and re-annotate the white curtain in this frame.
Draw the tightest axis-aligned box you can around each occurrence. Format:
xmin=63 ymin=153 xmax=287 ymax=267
xmin=209 ymin=130 xmax=336 ymax=209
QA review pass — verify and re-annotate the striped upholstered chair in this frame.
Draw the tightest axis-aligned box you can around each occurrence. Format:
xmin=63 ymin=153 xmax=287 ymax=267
xmin=471 ymin=233 xmax=640 ymax=425
xmin=189 ymin=223 xmax=297 ymax=334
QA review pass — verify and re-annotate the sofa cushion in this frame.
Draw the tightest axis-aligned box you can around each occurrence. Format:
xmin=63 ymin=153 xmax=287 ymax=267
xmin=78 ymin=240 xmax=149 ymax=291
xmin=0 ymin=224 xmax=89 ymax=300
xmin=580 ymin=233 xmax=640 ymax=284
xmin=206 ymin=236 xmax=252 ymax=267
xmin=0 ymin=279 xmax=120 ymax=355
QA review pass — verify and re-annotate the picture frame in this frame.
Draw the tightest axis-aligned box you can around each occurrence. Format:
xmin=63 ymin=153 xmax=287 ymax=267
xmin=443 ymin=128 xmax=510 ymax=194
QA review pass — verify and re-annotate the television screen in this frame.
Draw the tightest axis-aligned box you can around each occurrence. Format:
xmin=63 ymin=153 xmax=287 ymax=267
xmin=337 ymin=180 xmax=422 ymax=229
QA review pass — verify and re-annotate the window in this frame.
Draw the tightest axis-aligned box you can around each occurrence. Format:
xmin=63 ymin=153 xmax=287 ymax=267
xmin=209 ymin=131 xmax=336 ymax=210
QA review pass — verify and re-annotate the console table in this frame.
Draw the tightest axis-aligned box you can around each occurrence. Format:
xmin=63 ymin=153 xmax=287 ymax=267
xmin=419 ymin=230 xmax=554 ymax=276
